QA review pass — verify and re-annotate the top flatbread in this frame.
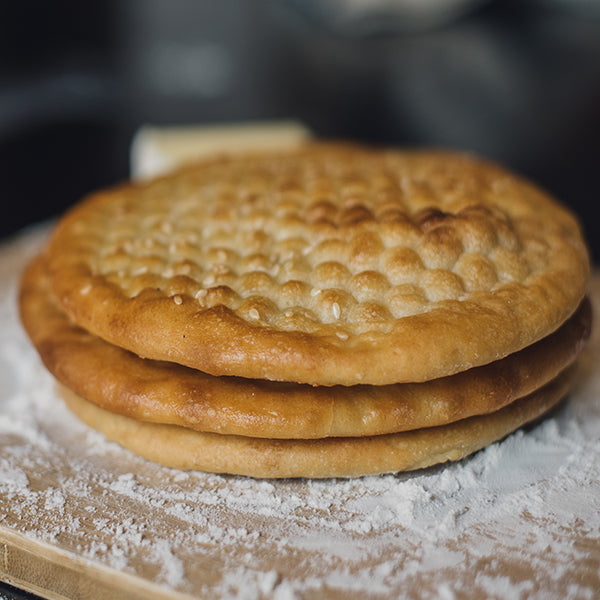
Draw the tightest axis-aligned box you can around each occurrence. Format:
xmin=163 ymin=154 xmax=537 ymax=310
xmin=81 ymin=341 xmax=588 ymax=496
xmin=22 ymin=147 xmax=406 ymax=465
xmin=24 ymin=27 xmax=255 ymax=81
xmin=44 ymin=144 xmax=590 ymax=385
xmin=19 ymin=254 xmax=591 ymax=438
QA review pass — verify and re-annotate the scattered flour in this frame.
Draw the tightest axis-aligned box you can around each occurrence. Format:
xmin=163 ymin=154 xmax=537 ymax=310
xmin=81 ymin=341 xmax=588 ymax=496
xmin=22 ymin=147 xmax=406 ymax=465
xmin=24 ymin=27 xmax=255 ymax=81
xmin=0 ymin=226 xmax=599 ymax=599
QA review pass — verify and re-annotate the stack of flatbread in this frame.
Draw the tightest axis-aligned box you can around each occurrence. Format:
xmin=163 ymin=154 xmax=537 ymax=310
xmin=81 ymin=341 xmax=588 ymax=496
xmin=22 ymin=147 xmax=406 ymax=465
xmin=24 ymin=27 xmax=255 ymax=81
xmin=19 ymin=143 xmax=591 ymax=478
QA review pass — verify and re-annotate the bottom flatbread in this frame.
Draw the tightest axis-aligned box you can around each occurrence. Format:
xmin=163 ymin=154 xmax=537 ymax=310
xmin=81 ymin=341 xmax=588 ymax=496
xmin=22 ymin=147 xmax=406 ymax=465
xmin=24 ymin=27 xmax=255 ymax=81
xmin=60 ymin=369 xmax=573 ymax=479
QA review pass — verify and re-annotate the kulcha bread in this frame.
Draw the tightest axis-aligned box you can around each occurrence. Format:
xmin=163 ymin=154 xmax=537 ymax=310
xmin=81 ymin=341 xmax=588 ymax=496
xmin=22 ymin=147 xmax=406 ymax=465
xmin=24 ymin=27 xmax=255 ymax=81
xmin=20 ymin=142 xmax=592 ymax=478
xmin=20 ymin=255 xmax=591 ymax=439
xmin=42 ymin=144 xmax=590 ymax=386
xmin=60 ymin=372 xmax=573 ymax=479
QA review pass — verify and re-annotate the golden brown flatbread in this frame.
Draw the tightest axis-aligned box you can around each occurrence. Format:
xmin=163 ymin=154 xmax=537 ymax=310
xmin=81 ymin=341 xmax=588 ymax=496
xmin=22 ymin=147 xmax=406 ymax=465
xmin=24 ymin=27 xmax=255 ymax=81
xmin=20 ymin=255 xmax=591 ymax=438
xmin=59 ymin=370 xmax=573 ymax=478
xmin=43 ymin=144 xmax=590 ymax=385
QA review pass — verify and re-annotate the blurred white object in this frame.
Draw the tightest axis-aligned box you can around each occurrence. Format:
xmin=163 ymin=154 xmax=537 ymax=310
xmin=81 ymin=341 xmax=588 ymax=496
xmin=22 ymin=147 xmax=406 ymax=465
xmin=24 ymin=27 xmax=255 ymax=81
xmin=131 ymin=120 xmax=312 ymax=179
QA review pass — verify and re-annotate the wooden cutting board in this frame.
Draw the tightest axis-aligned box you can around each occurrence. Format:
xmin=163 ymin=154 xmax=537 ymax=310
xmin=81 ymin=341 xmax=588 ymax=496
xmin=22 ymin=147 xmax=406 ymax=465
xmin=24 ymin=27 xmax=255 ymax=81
xmin=1 ymin=231 xmax=599 ymax=600
xmin=1 ymin=528 xmax=191 ymax=600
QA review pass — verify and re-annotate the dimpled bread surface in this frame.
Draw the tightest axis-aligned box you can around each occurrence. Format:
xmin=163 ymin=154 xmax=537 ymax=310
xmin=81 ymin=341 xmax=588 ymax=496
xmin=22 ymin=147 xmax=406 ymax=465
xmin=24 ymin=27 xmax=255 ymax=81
xmin=44 ymin=143 xmax=590 ymax=385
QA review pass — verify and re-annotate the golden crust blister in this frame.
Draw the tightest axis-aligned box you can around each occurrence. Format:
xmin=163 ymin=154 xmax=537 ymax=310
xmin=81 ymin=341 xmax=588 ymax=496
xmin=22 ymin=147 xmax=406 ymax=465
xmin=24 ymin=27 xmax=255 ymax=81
xmin=20 ymin=142 xmax=592 ymax=477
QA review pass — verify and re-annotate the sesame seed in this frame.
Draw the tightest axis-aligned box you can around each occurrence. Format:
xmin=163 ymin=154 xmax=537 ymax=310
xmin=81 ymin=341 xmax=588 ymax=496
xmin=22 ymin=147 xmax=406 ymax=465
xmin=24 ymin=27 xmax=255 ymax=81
xmin=249 ymin=308 xmax=260 ymax=320
xmin=310 ymin=288 xmax=321 ymax=297
xmin=173 ymin=295 xmax=183 ymax=305
xmin=332 ymin=302 xmax=341 ymax=319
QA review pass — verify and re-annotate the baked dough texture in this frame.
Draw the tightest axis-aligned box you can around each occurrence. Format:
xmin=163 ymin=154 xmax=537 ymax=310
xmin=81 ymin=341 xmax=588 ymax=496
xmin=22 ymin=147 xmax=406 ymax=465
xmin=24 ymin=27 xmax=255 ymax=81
xmin=60 ymin=371 xmax=573 ymax=478
xmin=20 ymin=142 xmax=592 ymax=478
xmin=43 ymin=144 xmax=590 ymax=385
xmin=20 ymin=255 xmax=591 ymax=439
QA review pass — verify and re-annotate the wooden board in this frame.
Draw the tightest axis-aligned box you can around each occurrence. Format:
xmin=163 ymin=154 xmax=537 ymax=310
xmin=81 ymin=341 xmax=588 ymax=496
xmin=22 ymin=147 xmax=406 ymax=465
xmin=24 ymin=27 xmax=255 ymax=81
xmin=1 ymin=228 xmax=599 ymax=600
xmin=0 ymin=528 xmax=190 ymax=600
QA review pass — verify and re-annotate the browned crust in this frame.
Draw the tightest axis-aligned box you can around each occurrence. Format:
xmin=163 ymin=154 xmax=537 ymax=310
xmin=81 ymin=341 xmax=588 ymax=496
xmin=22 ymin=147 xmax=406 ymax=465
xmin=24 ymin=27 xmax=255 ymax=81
xmin=59 ymin=370 xmax=573 ymax=478
xmin=20 ymin=254 xmax=591 ymax=439
xmin=43 ymin=144 xmax=590 ymax=385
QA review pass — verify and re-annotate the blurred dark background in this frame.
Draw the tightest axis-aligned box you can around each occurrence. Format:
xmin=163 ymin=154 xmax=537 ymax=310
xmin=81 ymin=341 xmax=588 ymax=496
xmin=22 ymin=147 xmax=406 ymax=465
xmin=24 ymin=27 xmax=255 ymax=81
xmin=1 ymin=0 xmax=599 ymax=260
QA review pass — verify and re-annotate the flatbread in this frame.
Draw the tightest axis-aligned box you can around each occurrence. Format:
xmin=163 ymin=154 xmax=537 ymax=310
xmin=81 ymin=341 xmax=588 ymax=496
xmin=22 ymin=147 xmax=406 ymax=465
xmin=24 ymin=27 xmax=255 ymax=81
xmin=20 ymin=255 xmax=590 ymax=439
xmin=59 ymin=370 xmax=573 ymax=478
xmin=43 ymin=144 xmax=589 ymax=385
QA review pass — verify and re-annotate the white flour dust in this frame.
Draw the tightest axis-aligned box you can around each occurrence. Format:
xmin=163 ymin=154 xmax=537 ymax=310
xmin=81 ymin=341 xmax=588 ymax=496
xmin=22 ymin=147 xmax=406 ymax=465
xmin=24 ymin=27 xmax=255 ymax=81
xmin=0 ymin=226 xmax=599 ymax=600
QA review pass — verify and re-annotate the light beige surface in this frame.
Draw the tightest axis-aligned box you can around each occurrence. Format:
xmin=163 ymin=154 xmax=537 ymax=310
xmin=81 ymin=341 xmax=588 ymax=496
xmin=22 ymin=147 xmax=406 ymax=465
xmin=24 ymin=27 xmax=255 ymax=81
xmin=20 ymin=254 xmax=591 ymax=439
xmin=43 ymin=144 xmax=589 ymax=385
